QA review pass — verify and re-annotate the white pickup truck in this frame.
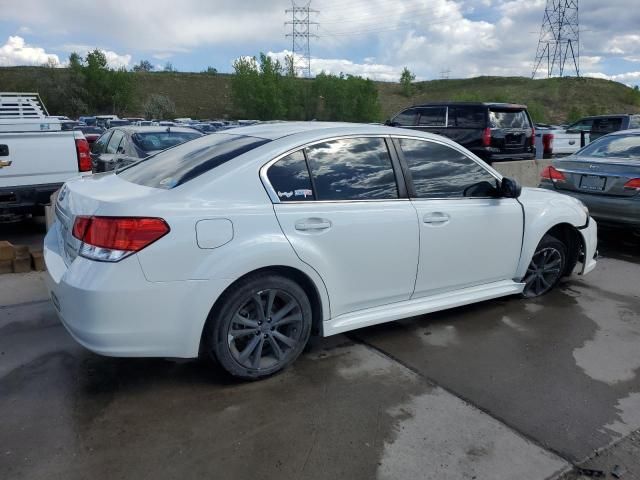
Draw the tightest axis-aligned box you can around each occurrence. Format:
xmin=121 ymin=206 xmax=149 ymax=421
xmin=0 ymin=93 xmax=92 ymax=218
xmin=534 ymin=123 xmax=591 ymax=159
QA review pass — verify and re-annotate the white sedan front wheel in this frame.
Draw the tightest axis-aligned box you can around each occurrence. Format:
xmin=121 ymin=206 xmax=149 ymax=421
xmin=522 ymin=235 xmax=567 ymax=298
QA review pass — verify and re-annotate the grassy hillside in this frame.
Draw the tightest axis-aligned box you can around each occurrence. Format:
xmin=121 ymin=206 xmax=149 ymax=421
xmin=1 ymin=66 xmax=639 ymax=124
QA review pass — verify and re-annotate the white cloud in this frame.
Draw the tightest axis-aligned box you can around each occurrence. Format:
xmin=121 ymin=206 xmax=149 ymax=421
xmin=584 ymin=71 xmax=640 ymax=87
xmin=267 ymin=50 xmax=400 ymax=81
xmin=102 ymin=50 xmax=131 ymax=69
xmin=0 ymin=35 xmax=60 ymax=67
xmin=59 ymin=43 xmax=131 ymax=69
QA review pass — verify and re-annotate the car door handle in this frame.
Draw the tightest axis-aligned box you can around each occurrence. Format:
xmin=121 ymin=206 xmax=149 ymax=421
xmin=423 ymin=212 xmax=450 ymax=225
xmin=295 ymin=218 xmax=332 ymax=231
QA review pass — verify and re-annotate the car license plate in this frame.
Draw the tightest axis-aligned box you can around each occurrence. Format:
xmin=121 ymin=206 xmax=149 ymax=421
xmin=580 ymin=175 xmax=606 ymax=191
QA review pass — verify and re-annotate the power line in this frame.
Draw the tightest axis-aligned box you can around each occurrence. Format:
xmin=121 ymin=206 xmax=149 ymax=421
xmin=285 ymin=1 xmax=319 ymax=78
xmin=532 ymin=0 xmax=580 ymax=78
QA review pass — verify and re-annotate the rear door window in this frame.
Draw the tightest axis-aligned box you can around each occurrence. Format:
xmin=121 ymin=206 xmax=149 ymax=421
xmin=629 ymin=116 xmax=640 ymax=129
xmin=105 ymin=130 xmax=125 ymax=154
xmin=447 ymin=107 xmax=485 ymax=128
xmin=393 ymin=108 xmax=418 ymax=126
xmin=92 ymin=131 xmax=112 ymax=154
xmin=592 ymin=117 xmax=623 ymax=133
xmin=489 ymin=109 xmax=530 ymax=129
xmin=267 ymin=151 xmax=314 ymax=201
xmin=417 ymin=107 xmax=446 ymax=126
xmin=118 ymin=134 xmax=270 ymax=189
xmin=304 ymin=137 xmax=399 ymax=200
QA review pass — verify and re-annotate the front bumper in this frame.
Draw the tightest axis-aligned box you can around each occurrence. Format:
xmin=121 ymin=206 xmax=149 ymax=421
xmin=43 ymin=221 xmax=224 ymax=358
xmin=539 ymin=184 xmax=640 ymax=228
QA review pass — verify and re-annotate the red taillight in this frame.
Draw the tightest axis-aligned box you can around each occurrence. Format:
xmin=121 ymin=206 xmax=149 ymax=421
xmin=542 ymin=133 xmax=554 ymax=155
xmin=624 ymin=178 xmax=640 ymax=190
xmin=76 ymin=138 xmax=92 ymax=172
xmin=72 ymin=216 xmax=170 ymax=252
xmin=540 ymin=165 xmax=566 ymax=182
xmin=482 ymin=127 xmax=491 ymax=147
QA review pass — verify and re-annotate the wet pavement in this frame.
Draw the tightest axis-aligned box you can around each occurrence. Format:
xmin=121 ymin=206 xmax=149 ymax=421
xmin=0 ymin=224 xmax=639 ymax=479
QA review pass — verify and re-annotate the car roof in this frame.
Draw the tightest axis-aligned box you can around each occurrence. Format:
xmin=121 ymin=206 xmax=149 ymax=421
xmin=219 ymin=121 xmax=418 ymax=140
xmin=411 ymin=102 xmax=528 ymax=109
xmin=606 ymin=128 xmax=640 ymax=136
xmin=578 ymin=114 xmax=639 ymax=120
xmin=116 ymin=126 xmax=203 ymax=134
xmin=185 ymin=121 xmax=474 ymax=156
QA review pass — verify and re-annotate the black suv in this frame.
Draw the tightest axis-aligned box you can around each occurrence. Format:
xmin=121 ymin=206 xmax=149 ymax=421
xmin=386 ymin=102 xmax=536 ymax=163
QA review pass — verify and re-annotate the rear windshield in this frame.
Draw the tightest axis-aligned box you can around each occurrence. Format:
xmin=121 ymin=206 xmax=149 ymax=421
xmin=132 ymin=131 xmax=201 ymax=152
xmin=577 ymin=134 xmax=640 ymax=159
xmin=489 ymin=109 xmax=530 ymax=129
xmin=118 ymin=134 xmax=271 ymax=189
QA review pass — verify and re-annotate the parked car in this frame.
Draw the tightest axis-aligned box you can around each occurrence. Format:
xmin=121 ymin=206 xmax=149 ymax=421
xmin=386 ymin=102 xmax=536 ymax=163
xmin=534 ymin=124 xmax=587 ymax=159
xmin=90 ymin=126 xmax=202 ymax=173
xmin=79 ymin=116 xmax=97 ymax=126
xmin=106 ymin=119 xmax=131 ymax=128
xmin=190 ymin=123 xmax=217 ymax=134
xmin=45 ymin=122 xmax=597 ymax=379
xmin=539 ymin=129 xmax=640 ymax=230
xmin=60 ymin=120 xmax=80 ymax=131
xmin=96 ymin=115 xmax=119 ymax=128
xmin=74 ymin=126 xmax=105 ymax=144
xmin=567 ymin=114 xmax=640 ymax=141
xmin=0 ymin=92 xmax=91 ymax=217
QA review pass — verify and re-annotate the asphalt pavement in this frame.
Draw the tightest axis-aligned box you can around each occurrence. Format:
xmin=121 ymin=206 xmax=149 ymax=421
xmin=1 ymin=221 xmax=639 ymax=480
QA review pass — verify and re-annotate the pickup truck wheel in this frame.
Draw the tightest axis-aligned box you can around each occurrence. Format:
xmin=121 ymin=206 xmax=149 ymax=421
xmin=204 ymin=274 xmax=312 ymax=380
xmin=522 ymin=235 xmax=567 ymax=298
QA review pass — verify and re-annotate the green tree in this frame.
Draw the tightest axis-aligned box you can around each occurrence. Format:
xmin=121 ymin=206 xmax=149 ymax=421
xmin=202 ymin=66 xmax=218 ymax=75
xmin=163 ymin=62 xmax=176 ymax=72
xmin=133 ymin=60 xmax=154 ymax=72
xmin=68 ymin=52 xmax=83 ymax=70
xmin=143 ymin=94 xmax=176 ymax=120
xmin=400 ymin=67 xmax=416 ymax=97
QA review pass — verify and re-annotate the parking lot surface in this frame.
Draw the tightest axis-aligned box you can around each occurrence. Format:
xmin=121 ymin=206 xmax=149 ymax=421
xmin=1 ymin=223 xmax=639 ymax=479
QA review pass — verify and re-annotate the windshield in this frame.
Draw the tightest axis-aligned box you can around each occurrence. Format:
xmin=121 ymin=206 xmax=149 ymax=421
xmin=577 ymin=133 xmax=640 ymax=159
xmin=489 ymin=109 xmax=530 ymax=129
xmin=132 ymin=131 xmax=201 ymax=152
xmin=119 ymin=133 xmax=271 ymax=189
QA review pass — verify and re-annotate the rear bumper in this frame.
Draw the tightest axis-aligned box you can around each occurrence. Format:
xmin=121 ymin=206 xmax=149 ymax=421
xmin=0 ymin=182 xmax=61 ymax=212
xmin=473 ymin=149 xmax=536 ymax=162
xmin=43 ymin=221 xmax=225 ymax=358
xmin=539 ymin=184 xmax=640 ymax=227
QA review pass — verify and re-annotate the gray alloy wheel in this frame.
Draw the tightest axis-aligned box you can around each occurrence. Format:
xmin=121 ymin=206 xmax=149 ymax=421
xmin=228 ymin=289 xmax=304 ymax=370
xmin=205 ymin=273 xmax=312 ymax=379
xmin=522 ymin=235 xmax=566 ymax=298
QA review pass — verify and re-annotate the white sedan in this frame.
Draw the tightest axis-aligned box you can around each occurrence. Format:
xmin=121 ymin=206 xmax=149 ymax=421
xmin=44 ymin=122 xmax=597 ymax=379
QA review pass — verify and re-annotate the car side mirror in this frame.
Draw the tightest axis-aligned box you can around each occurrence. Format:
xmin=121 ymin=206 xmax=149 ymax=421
xmin=384 ymin=119 xmax=392 ymax=126
xmin=500 ymin=177 xmax=522 ymax=198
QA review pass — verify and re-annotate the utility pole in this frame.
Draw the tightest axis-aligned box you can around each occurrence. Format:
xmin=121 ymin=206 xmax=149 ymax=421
xmin=285 ymin=1 xmax=318 ymax=78
xmin=532 ymin=0 xmax=580 ymax=78
xmin=439 ymin=69 xmax=451 ymax=80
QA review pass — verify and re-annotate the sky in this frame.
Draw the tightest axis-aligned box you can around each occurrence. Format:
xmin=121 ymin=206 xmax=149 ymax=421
xmin=0 ymin=0 xmax=639 ymax=86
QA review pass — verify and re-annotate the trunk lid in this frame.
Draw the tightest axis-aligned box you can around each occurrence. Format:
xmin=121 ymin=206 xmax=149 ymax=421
xmin=553 ymin=156 xmax=640 ymax=197
xmin=55 ymin=172 xmax=163 ymax=264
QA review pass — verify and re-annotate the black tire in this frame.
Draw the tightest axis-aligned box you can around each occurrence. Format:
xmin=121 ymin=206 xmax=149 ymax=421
xmin=203 ymin=273 xmax=312 ymax=380
xmin=521 ymin=234 xmax=567 ymax=298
